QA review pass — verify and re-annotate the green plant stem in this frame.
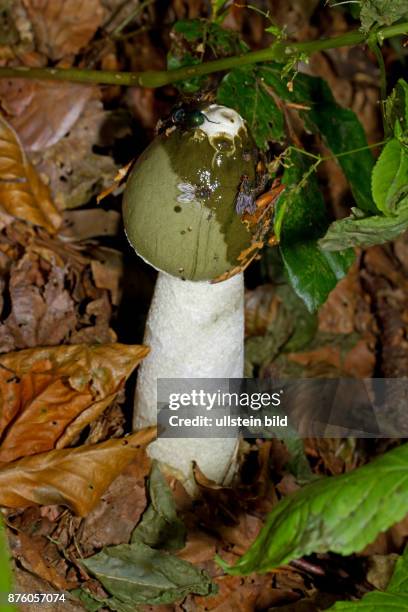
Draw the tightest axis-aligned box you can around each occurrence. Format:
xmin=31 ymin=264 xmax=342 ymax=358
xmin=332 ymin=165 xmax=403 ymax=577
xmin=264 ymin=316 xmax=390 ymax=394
xmin=368 ymin=38 xmax=388 ymax=130
xmin=289 ymin=140 xmax=388 ymax=164
xmin=0 ymin=22 xmax=407 ymax=88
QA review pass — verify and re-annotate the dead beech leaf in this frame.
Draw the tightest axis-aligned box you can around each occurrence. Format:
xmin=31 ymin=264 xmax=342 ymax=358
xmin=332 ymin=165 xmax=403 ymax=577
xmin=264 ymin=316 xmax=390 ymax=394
xmin=0 ymin=427 xmax=156 ymax=516
xmin=22 ymin=0 xmax=105 ymax=60
xmin=0 ymin=79 xmax=95 ymax=151
xmin=31 ymin=98 xmax=118 ymax=210
xmin=0 ymin=343 xmax=149 ymax=462
xmin=0 ymin=113 xmax=61 ymax=232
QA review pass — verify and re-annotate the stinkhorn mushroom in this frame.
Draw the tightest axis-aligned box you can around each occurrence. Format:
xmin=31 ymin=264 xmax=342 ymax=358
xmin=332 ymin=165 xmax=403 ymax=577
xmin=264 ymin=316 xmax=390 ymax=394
xmin=123 ymin=104 xmax=258 ymax=491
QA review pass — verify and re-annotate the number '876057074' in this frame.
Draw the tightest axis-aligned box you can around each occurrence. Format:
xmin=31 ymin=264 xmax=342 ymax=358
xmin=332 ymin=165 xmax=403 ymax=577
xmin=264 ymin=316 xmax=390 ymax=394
xmin=5 ymin=592 xmax=66 ymax=604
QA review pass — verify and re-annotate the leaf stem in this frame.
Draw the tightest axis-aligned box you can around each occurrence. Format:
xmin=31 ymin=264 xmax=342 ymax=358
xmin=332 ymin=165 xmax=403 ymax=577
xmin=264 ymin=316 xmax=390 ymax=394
xmin=0 ymin=23 xmax=406 ymax=88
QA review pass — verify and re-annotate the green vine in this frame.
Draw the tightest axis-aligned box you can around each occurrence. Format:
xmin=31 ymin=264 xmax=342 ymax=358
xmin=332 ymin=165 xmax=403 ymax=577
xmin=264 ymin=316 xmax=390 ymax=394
xmin=0 ymin=22 xmax=406 ymax=88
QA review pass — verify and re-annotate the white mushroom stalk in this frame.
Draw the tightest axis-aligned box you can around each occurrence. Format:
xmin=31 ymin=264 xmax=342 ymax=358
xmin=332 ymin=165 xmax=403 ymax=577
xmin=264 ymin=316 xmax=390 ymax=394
xmin=123 ymin=105 xmax=258 ymax=492
xmin=134 ymin=273 xmax=243 ymax=489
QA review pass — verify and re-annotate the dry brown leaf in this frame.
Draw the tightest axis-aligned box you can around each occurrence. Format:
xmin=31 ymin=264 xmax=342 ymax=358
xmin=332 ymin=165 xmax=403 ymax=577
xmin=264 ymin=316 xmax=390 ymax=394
xmin=0 ymin=343 xmax=149 ymax=462
xmin=61 ymin=209 xmax=121 ymax=241
xmin=0 ymin=113 xmax=61 ymax=232
xmin=194 ymin=573 xmax=297 ymax=612
xmin=31 ymin=98 xmax=118 ymax=210
xmin=0 ymin=79 xmax=95 ymax=150
xmin=0 ymin=427 xmax=156 ymax=516
xmin=78 ymin=455 xmax=151 ymax=554
xmin=0 ymin=222 xmax=120 ymax=352
xmin=14 ymin=566 xmax=84 ymax=612
xmin=0 ymin=249 xmax=77 ymax=350
xmin=8 ymin=530 xmax=74 ymax=590
xmin=22 ymin=0 xmax=105 ymax=60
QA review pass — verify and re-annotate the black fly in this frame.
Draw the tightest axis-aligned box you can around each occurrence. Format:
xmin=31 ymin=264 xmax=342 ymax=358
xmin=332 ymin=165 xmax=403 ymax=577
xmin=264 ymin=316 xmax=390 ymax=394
xmin=157 ymin=104 xmax=219 ymax=136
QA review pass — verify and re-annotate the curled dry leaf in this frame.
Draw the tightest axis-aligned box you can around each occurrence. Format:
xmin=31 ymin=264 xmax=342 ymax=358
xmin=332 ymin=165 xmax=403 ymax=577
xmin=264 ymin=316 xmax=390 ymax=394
xmin=0 ymin=113 xmax=61 ymax=232
xmin=0 ymin=78 xmax=95 ymax=151
xmin=0 ymin=427 xmax=156 ymax=516
xmin=0 ymin=343 xmax=149 ymax=462
xmin=22 ymin=0 xmax=105 ymax=60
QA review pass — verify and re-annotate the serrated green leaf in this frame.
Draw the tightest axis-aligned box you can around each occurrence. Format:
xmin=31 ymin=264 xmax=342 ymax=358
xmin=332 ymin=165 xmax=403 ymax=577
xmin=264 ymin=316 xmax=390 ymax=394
xmin=385 ymin=79 xmax=408 ymax=137
xmin=327 ymin=591 xmax=408 ymax=611
xmin=82 ymin=541 xmax=216 ymax=606
xmin=320 ymin=202 xmax=408 ymax=250
xmin=217 ymin=443 xmax=408 ymax=575
xmin=360 ymin=0 xmax=408 ymax=32
xmin=217 ymin=66 xmax=285 ymax=149
xmin=131 ymin=460 xmax=185 ymax=551
xmin=372 ymin=138 xmax=408 ymax=214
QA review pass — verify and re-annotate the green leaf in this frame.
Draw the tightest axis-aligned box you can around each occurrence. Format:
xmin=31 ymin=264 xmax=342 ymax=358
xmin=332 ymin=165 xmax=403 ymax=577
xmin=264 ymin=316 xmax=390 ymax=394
xmin=217 ymin=66 xmax=285 ymax=149
xmin=320 ymin=202 xmax=408 ymax=250
xmin=360 ymin=0 xmax=408 ymax=32
xmin=257 ymin=66 xmax=376 ymax=212
xmin=387 ymin=545 xmax=408 ymax=594
xmin=172 ymin=19 xmax=204 ymax=41
xmin=276 ymin=151 xmax=354 ymax=311
xmin=71 ymin=589 xmax=113 ymax=612
xmin=211 ymin=0 xmax=229 ymax=22
xmin=372 ymin=138 xmax=408 ymax=214
xmin=217 ymin=442 xmax=408 ymax=575
xmin=385 ymin=78 xmax=408 ymax=137
xmin=0 ymin=517 xmax=17 ymax=612
xmin=293 ymin=75 xmax=376 ymax=213
xmin=131 ymin=460 xmax=185 ymax=551
xmin=82 ymin=541 xmax=216 ymax=606
xmin=280 ymin=241 xmax=354 ymax=312
xmin=327 ymin=591 xmax=408 ymax=611
xmin=283 ymin=437 xmax=317 ymax=485
xmin=168 ymin=19 xmax=247 ymax=92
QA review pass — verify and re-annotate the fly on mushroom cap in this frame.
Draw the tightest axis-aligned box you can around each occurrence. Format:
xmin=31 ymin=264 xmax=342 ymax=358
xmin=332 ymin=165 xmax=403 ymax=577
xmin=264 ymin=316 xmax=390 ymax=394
xmin=123 ymin=104 xmax=257 ymax=281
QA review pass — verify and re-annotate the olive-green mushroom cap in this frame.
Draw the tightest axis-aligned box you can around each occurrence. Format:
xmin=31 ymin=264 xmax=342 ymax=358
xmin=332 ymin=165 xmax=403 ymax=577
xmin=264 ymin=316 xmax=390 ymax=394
xmin=123 ymin=105 xmax=257 ymax=281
